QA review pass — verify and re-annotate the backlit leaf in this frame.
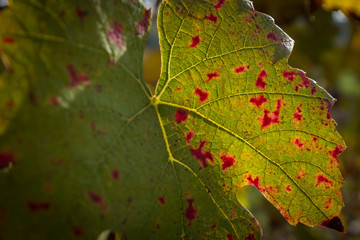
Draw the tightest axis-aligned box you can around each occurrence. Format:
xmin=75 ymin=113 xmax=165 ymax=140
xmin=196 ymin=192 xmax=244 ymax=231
xmin=0 ymin=0 xmax=345 ymax=239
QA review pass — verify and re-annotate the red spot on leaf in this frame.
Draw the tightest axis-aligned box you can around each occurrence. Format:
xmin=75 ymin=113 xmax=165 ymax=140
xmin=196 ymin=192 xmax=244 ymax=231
xmin=88 ymin=191 xmax=107 ymax=211
xmin=136 ymin=9 xmax=151 ymax=37
xmin=76 ymin=7 xmax=88 ymax=19
xmin=3 ymin=36 xmax=15 ymax=43
xmin=211 ymin=224 xmax=216 ymax=229
xmin=175 ymin=109 xmax=188 ymax=124
xmin=311 ymin=86 xmax=317 ymax=95
xmin=107 ymin=22 xmax=125 ymax=49
xmin=194 ymin=88 xmax=209 ymax=102
xmin=0 ymin=151 xmax=14 ymax=170
xmin=293 ymin=105 xmax=302 ymax=121
xmin=247 ymin=175 xmax=265 ymax=193
xmin=205 ymin=13 xmax=217 ymax=23
xmin=108 ymin=59 xmax=115 ymax=66
xmin=5 ymin=99 xmax=14 ymax=108
xmin=294 ymin=138 xmax=304 ymax=148
xmin=267 ymin=32 xmax=277 ymax=41
xmin=316 ymin=174 xmax=334 ymax=188
xmin=227 ymin=234 xmax=234 ymax=240
xmin=67 ymin=65 xmax=89 ymax=87
xmin=207 ymin=72 xmax=220 ymax=81
xmin=112 ymin=169 xmax=119 ymax=180
xmin=158 ymin=196 xmax=165 ymax=205
xmin=186 ymin=131 xmax=194 ymax=144
xmin=185 ymin=198 xmax=197 ymax=226
xmin=313 ymin=137 xmax=318 ymax=142
xmin=28 ymin=202 xmax=50 ymax=212
xmin=234 ymin=65 xmax=249 ymax=74
xmin=325 ymin=100 xmax=333 ymax=120
xmin=245 ymin=233 xmax=255 ymax=240
xmin=320 ymin=216 xmax=344 ymax=232
xmin=329 ymin=145 xmax=345 ymax=164
xmin=283 ymin=70 xmax=295 ymax=81
xmin=244 ymin=17 xmax=252 ymax=23
xmin=298 ymin=71 xmax=311 ymax=87
xmin=250 ymin=95 xmax=267 ymax=107
xmin=294 ymin=71 xmax=312 ymax=92
xmin=72 ymin=225 xmax=83 ymax=237
xmin=325 ymin=198 xmax=332 ymax=209
xmin=190 ymin=35 xmax=200 ymax=47
xmin=285 ymin=185 xmax=292 ymax=192
xmin=220 ymin=154 xmax=236 ymax=170
xmin=298 ymin=171 xmax=305 ymax=179
xmin=259 ymin=99 xmax=282 ymax=128
xmin=50 ymin=97 xmax=59 ymax=106
xmin=255 ymin=70 xmax=267 ymax=89
xmin=215 ymin=0 xmax=225 ymax=9
xmin=190 ymin=141 xmax=214 ymax=168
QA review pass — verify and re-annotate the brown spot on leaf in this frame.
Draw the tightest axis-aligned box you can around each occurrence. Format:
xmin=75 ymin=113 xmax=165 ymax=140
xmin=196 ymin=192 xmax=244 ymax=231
xmin=194 ymin=88 xmax=209 ymax=102
xmin=255 ymin=70 xmax=267 ymax=89
xmin=220 ymin=154 xmax=235 ymax=170
xmin=190 ymin=35 xmax=200 ymax=47
xmin=174 ymin=109 xmax=188 ymax=124
xmin=250 ymin=95 xmax=267 ymax=107
xmin=205 ymin=13 xmax=217 ymax=23
xmin=320 ymin=216 xmax=344 ymax=232
xmin=190 ymin=141 xmax=214 ymax=168
xmin=207 ymin=72 xmax=219 ymax=81
xmin=185 ymin=198 xmax=197 ymax=226
xmin=5 ymin=99 xmax=14 ymax=108
xmin=2 ymin=36 xmax=15 ymax=43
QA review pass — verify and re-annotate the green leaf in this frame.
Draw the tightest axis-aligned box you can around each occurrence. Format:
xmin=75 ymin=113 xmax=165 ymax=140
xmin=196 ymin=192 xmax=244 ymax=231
xmin=0 ymin=0 xmax=345 ymax=239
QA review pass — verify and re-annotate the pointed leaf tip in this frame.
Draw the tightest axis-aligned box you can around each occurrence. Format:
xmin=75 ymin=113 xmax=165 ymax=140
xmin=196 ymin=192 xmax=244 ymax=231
xmin=321 ymin=216 xmax=344 ymax=232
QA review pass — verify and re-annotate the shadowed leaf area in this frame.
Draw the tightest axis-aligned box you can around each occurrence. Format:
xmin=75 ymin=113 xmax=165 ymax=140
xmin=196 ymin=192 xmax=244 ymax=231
xmin=0 ymin=0 xmax=345 ymax=239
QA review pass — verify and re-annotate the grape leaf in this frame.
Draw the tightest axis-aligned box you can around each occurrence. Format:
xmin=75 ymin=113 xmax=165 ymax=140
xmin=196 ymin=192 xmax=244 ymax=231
xmin=0 ymin=0 xmax=345 ymax=239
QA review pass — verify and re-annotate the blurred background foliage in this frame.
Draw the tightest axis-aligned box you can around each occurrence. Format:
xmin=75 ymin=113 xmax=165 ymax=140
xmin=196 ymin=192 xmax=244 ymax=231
xmin=142 ymin=0 xmax=360 ymax=239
